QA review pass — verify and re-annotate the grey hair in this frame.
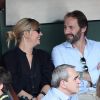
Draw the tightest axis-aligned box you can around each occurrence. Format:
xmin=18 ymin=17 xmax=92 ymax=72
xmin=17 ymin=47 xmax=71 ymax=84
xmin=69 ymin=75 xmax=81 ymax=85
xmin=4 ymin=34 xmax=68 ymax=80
xmin=51 ymin=64 xmax=75 ymax=88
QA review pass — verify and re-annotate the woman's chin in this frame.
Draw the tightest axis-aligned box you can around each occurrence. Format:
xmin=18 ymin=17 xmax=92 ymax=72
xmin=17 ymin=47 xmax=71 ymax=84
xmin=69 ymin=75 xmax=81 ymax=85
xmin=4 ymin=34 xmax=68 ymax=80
xmin=36 ymin=42 xmax=41 ymax=46
xmin=37 ymin=41 xmax=40 ymax=45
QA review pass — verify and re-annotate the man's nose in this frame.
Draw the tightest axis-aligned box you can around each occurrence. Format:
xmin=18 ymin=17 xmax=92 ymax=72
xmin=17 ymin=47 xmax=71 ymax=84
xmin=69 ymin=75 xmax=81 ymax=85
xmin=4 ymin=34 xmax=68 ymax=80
xmin=64 ymin=28 xmax=71 ymax=34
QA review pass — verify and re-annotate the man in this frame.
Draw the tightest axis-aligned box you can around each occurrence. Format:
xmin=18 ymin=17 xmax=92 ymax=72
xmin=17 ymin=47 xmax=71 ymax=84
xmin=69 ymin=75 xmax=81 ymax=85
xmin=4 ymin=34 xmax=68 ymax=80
xmin=0 ymin=66 xmax=12 ymax=100
xmin=42 ymin=64 xmax=80 ymax=100
xmin=52 ymin=10 xmax=100 ymax=85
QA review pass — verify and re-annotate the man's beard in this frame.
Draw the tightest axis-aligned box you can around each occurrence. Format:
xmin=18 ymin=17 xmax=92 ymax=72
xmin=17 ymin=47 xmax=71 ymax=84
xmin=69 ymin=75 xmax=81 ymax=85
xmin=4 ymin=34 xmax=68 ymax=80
xmin=65 ymin=30 xmax=81 ymax=44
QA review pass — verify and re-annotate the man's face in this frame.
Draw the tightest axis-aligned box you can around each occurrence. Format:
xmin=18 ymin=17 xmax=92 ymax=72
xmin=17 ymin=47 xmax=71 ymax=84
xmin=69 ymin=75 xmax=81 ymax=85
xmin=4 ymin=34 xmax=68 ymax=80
xmin=64 ymin=17 xmax=83 ymax=44
xmin=65 ymin=68 xmax=80 ymax=95
xmin=0 ymin=83 xmax=3 ymax=93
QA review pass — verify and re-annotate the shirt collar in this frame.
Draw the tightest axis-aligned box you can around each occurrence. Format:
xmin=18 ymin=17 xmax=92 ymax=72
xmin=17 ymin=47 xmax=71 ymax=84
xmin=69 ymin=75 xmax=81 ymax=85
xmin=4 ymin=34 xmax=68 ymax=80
xmin=63 ymin=41 xmax=72 ymax=48
xmin=51 ymin=88 xmax=70 ymax=100
xmin=63 ymin=37 xmax=89 ymax=48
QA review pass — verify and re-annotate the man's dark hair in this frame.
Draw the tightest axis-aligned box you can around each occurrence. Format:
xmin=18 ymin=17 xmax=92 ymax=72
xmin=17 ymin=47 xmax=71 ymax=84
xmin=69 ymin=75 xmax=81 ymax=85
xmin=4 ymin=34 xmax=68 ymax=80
xmin=0 ymin=66 xmax=12 ymax=93
xmin=64 ymin=10 xmax=88 ymax=36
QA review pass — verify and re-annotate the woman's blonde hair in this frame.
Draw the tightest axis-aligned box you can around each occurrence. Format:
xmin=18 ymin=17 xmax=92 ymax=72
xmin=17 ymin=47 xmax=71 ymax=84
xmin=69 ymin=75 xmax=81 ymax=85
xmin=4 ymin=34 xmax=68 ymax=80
xmin=6 ymin=18 xmax=39 ymax=47
xmin=96 ymin=76 xmax=100 ymax=97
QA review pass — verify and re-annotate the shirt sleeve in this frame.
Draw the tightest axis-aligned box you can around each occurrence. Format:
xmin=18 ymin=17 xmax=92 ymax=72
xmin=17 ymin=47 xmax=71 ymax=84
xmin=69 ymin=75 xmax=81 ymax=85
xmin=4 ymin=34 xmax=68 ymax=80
xmin=2 ymin=52 xmax=23 ymax=94
xmin=51 ymin=46 xmax=65 ymax=67
xmin=39 ymin=50 xmax=54 ymax=88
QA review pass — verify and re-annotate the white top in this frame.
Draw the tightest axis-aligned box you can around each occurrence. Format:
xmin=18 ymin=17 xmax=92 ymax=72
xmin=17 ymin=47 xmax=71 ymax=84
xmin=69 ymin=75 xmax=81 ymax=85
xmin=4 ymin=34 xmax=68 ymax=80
xmin=42 ymin=88 xmax=78 ymax=100
xmin=52 ymin=39 xmax=100 ymax=84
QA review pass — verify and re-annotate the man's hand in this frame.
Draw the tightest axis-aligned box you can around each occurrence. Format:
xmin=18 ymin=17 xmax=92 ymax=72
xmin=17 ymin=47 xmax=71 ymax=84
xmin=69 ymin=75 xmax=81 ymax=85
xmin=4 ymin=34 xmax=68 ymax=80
xmin=83 ymin=71 xmax=91 ymax=82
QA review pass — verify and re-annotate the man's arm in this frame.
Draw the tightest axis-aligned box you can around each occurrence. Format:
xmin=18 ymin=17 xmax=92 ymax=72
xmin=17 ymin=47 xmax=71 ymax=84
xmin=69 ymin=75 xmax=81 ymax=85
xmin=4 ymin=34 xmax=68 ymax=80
xmin=52 ymin=47 xmax=64 ymax=67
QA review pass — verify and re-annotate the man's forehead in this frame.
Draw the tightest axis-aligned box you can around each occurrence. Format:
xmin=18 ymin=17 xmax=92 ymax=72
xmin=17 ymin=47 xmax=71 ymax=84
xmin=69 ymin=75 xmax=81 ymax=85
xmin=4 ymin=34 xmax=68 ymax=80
xmin=67 ymin=67 xmax=78 ymax=77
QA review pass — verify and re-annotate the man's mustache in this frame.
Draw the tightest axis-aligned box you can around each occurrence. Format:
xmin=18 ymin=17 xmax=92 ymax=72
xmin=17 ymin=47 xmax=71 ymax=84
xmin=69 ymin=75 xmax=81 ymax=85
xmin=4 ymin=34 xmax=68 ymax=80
xmin=65 ymin=34 xmax=74 ymax=37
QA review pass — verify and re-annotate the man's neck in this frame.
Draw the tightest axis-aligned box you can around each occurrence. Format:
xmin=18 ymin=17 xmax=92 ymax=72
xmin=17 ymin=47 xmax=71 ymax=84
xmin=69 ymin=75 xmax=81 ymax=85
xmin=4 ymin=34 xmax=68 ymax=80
xmin=72 ymin=37 xmax=86 ymax=55
xmin=58 ymin=87 xmax=71 ymax=96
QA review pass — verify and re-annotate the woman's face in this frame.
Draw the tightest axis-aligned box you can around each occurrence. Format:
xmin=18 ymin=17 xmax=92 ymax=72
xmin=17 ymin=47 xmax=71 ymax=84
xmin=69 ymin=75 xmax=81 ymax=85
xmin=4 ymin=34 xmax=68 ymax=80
xmin=29 ymin=28 xmax=43 ymax=47
xmin=23 ymin=28 xmax=43 ymax=48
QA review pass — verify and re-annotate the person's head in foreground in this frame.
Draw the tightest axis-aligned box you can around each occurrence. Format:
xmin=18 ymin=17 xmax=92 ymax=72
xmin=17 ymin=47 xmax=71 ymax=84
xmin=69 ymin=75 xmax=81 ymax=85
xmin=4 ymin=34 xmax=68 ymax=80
xmin=0 ymin=66 xmax=12 ymax=95
xmin=51 ymin=64 xmax=80 ymax=95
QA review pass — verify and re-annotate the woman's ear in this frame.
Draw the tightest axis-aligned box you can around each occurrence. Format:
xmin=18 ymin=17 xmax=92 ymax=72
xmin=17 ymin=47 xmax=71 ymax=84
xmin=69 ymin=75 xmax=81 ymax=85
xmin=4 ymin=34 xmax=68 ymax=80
xmin=23 ymin=31 xmax=30 ymax=39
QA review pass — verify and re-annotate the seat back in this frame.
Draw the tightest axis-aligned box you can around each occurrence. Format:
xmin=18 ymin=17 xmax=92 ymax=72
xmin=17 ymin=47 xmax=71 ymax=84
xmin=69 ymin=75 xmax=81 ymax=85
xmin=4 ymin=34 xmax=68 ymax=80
xmin=9 ymin=86 xmax=19 ymax=100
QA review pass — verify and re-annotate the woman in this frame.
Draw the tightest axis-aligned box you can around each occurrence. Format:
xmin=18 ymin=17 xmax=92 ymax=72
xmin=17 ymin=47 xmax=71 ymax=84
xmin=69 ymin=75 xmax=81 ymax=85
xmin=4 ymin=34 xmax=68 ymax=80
xmin=2 ymin=18 xmax=54 ymax=100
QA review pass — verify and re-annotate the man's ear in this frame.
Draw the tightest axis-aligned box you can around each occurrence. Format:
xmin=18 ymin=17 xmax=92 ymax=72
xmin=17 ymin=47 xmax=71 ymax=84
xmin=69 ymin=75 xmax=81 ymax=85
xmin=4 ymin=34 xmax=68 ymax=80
xmin=0 ymin=84 xmax=3 ymax=90
xmin=60 ymin=80 xmax=68 ymax=88
xmin=81 ymin=27 xmax=87 ymax=33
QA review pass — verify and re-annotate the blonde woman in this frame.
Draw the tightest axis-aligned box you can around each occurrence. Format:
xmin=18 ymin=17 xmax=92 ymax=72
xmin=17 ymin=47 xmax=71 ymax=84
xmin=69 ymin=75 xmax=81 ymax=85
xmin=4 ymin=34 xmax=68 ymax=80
xmin=2 ymin=18 xmax=54 ymax=100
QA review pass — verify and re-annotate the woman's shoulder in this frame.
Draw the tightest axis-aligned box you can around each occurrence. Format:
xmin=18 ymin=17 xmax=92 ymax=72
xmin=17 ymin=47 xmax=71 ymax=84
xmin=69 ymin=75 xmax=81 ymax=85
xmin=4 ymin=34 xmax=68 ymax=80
xmin=3 ymin=47 xmax=18 ymax=58
xmin=34 ymin=48 xmax=49 ymax=55
xmin=33 ymin=49 xmax=51 ymax=60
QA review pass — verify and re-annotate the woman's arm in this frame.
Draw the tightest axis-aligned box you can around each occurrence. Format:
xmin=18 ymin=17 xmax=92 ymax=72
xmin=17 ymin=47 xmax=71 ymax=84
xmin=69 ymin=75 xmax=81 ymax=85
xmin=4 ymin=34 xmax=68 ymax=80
xmin=18 ymin=90 xmax=35 ymax=100
xmin=37 ymin=84 xmax=50 ymax=100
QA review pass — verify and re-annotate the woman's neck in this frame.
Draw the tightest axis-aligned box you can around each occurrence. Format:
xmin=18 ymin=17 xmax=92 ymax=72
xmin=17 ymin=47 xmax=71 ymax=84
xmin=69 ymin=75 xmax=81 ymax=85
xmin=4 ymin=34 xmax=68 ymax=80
xmin=19 ymin=42 xmax=33 ymax=55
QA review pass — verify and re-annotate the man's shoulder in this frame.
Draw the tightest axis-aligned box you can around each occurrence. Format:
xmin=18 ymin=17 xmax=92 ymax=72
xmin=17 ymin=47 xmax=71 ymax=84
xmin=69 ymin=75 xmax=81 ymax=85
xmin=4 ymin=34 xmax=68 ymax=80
xmin=53 ymin=41 xmax=69 ymax=49
xmin=42 ymin=88 xmax=59 ymax=100
xmin=88 ymin=39 xmax=100 ymax=46
xmin=42 ymin=94 xmax=58 ymax=100
xmin=42 ymin=96 xmax=58 ymax=100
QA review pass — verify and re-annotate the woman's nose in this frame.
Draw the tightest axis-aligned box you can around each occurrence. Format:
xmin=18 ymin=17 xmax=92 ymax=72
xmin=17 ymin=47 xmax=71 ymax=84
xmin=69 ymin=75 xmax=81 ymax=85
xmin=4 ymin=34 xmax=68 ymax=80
xmin=40 ymin=32 xmax=43 ymax=36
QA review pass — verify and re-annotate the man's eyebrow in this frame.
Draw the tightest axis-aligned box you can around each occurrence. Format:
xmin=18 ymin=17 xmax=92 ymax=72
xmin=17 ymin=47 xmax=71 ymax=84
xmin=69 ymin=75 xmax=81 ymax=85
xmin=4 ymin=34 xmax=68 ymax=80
xmin=74 ymin=75 xmax=79 ymax=80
